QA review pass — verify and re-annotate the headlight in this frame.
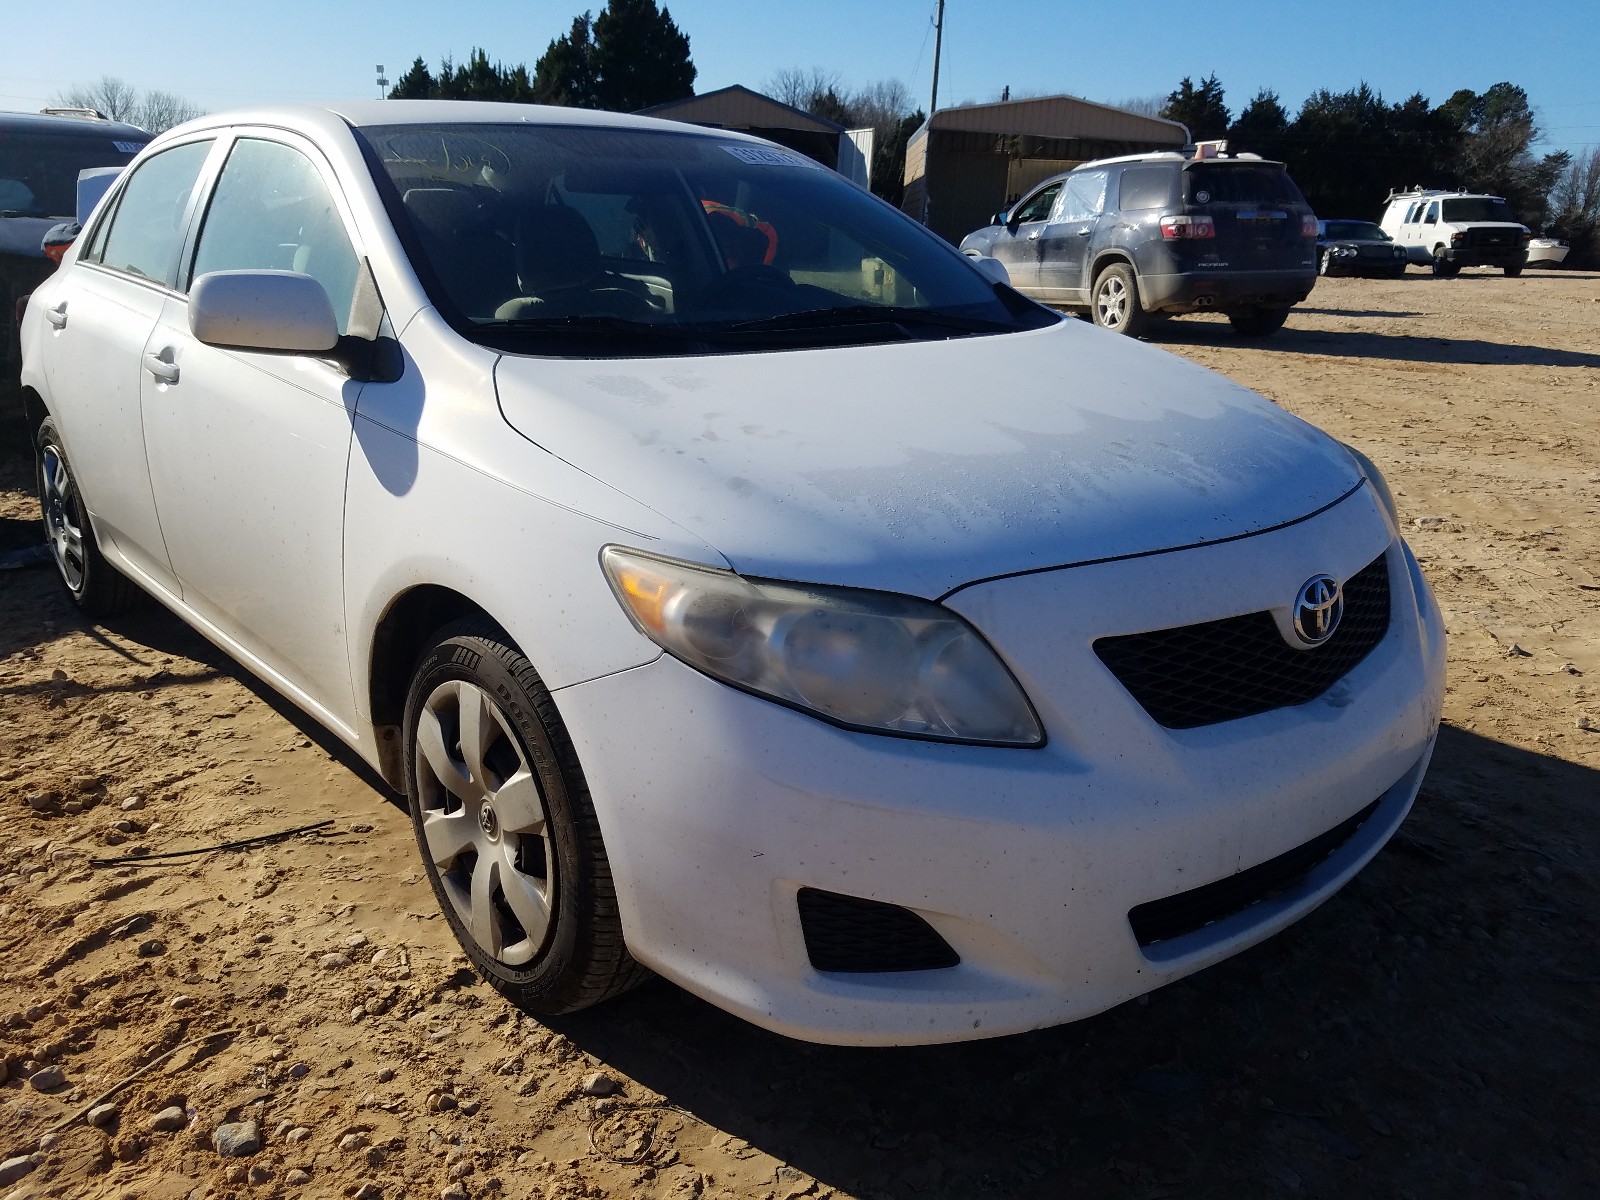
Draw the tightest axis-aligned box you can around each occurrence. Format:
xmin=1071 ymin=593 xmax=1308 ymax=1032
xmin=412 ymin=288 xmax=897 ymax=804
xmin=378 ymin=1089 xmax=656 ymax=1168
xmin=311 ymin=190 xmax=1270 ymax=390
xmin=1342 ymin=443 xmax=1399 ymax=524
xmin=601 ymin=547 xmax=1043 ymax=746
xmin=1334 ymin=245 xmax=1356 ymax=257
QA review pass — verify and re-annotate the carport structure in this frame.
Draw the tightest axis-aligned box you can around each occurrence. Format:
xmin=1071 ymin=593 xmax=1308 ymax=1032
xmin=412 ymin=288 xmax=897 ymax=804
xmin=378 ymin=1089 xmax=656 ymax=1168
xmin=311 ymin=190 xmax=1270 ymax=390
xmin=903 ymin=96 xmax=1188 ymax=243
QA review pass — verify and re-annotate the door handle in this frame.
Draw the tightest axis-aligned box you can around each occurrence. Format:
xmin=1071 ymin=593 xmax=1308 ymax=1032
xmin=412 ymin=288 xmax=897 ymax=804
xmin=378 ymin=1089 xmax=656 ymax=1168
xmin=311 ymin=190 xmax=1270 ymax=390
xmin=145 ymin=352 xmax=179 ymax=384
xmin=46 ymin=303 xmax=68 ymax=329
xmin=1027 ymin=231 xmax=1041 ymax=240
xmin=1076 ymin=228 xmax=1092 ymax=236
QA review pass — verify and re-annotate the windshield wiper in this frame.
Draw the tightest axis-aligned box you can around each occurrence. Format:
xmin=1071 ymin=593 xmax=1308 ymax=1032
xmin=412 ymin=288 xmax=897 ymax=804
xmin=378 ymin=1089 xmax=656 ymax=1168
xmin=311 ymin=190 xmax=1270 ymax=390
xmin=723 ymin=305 xmax=1015 ymax=336
xmin=480 ymin=314 xmax=706 ymax=342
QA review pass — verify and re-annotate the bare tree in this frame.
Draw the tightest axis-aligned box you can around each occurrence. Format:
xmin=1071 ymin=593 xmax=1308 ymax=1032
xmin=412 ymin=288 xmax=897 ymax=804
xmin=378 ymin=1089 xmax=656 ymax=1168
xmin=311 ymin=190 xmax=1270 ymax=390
xmin=54 ymin=75 xmax=138 ymax=122
xmin=53 ymin=75 xmax=204 ymax=133
xmin=765 ymin=67 xmax=841 ymax=110
xmin=136 ymin=90 xmax=206 ymax=133
xmin=1106 ymin=94 xmax=1165 ymax=117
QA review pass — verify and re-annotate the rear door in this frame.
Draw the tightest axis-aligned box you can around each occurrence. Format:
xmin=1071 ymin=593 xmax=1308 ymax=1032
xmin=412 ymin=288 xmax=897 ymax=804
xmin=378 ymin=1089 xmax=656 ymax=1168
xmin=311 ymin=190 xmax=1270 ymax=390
xmin=35 ymin=137 xmax=217 ymax=595
xmin=989 ymin=181 xmax=1061 ymax=294
xmin=1185 ymin=163 xmax=1310 ymax=273
xmin=1036 ymin=169 xmax=1109 ymax=302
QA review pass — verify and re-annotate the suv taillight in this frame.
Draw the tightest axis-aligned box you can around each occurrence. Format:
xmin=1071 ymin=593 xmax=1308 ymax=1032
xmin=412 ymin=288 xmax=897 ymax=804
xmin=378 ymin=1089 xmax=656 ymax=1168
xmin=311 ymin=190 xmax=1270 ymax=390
xmin=1159 ymin=215 xmax=1215 ymax=240
xmin=1300 ymin=215 xmax=1318 ymax=238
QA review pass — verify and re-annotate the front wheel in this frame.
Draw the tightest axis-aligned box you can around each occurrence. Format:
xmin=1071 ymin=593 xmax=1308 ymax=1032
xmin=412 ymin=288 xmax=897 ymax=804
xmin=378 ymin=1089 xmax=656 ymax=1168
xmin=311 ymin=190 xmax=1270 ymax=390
xmin=403 ymin=619 xmax=648 ymax=1015
xmin=1503 ymin=264 xmax=1523 ymax=277
xmin=35 ymin=418 xmax=139 ymax=616
xmin=1228 ymin=307 xmax=1290 ymax=338
xmin=1432 ymin=251 xmax=1460 ymax=278
xmin=1090 ymin=264 xmax=1149 ymax=337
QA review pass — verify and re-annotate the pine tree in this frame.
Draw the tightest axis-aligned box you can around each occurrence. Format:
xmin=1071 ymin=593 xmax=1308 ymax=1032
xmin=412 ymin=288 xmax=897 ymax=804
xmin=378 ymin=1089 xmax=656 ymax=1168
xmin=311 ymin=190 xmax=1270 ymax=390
xmin=591 ymin=0 xmax=695 ymax=112
xmin=533 ymin=15 xmax=599 ymax=108
xmin=388 ymin=58 xmax=437 ymax=100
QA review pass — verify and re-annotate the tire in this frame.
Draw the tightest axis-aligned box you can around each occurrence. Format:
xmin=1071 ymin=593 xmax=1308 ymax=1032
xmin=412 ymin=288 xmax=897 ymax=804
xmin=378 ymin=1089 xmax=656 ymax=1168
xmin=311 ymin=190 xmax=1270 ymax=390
xmin=1227 ymin=307 xmax=1290 ymax=338
xmin=35 ymin=418 xmax=139 ymax=617
xmin=1431 ymin=250 xmax=1460 ymax=278
xmin=1090 ymin=263 xmax=1148 ymax=337
xmin=1503 ymin=264 xmax=1523 ymax=277
xmin=403 ymin=618 xmax=648 ymax=1015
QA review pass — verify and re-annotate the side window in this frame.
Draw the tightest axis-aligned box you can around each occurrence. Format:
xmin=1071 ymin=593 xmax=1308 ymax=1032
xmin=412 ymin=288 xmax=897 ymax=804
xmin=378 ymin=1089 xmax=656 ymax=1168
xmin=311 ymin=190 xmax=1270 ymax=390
xmin=1057 ymin=170 xmax=1109 ymax=221
xmin=1404 ymin=203 xmax=1421 ymax=224
xmin=1013 ymin=184 xmax=1060 ymax=224
xmin=89 ymin=140 xmax=213 ymax=286
xmin=191 ymin=138 xmax=359 ymax=333
xmin=1424 ymin=202 xmax=1439 ymax=225
xmin=1118 ymin=167 xmax=1173 ymax=212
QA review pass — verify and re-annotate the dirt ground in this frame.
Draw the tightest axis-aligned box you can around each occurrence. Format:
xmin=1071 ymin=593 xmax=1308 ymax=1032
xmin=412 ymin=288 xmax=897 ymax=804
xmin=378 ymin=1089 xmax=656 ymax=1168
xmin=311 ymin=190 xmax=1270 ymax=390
xmin=1 ymin=268 xmax=1597 ymax=1200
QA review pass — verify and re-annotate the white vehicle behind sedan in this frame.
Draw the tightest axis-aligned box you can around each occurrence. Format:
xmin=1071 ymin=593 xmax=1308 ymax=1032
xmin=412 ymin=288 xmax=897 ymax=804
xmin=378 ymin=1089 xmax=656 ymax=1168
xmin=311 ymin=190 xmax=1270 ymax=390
xmin=20 ymin=102 xmax=1444 ymax=1045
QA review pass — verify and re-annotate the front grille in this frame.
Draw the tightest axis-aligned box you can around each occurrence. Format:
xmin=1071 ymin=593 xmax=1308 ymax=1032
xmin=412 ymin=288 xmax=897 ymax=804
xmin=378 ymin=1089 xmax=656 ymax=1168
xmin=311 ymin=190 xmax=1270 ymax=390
xmin=1093 ymin=552 xmax=1391 ymax=730
xmin=797 ymin=888 xmax=960 ymax=973
xmin=1129 ymin=798 xmax=1381 ymax=947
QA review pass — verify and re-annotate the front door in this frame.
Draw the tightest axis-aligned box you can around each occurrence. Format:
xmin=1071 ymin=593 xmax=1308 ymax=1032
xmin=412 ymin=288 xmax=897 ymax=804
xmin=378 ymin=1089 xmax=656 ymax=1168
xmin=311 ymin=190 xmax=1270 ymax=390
xmin=141 ymin=133 xmax=366 ymax=730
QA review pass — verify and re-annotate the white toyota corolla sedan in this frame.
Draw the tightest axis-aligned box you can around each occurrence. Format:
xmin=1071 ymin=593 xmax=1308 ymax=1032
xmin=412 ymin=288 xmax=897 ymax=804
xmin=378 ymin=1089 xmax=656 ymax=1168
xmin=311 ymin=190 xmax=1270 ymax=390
xmin=19 ymin=102 xmax=1445 ymax=1046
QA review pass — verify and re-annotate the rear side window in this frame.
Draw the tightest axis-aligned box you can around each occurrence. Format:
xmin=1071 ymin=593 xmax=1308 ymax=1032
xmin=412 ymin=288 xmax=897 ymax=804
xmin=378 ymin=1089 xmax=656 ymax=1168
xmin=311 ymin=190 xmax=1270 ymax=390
xmin=1057 ymin=170 xmax=1108 ymax=221
xmin=1118 ymin=167 xmax=1175 ymax=211
xmin=1184 ymin=165 xmax=1305 ymax=206
xmin=190 ymin=138 xmax=360 ymax=332
xmin=88 ymin=140 xmax=213 ymax=286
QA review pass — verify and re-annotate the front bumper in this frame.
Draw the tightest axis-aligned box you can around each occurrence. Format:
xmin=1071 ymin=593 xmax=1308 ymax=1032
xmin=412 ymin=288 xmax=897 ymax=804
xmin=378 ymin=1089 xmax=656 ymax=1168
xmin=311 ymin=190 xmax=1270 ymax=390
xmin=1138 ymin=267 xmax=1316 ymax=314
xmin=555 ymin=508 xmax=1446 ymax=1045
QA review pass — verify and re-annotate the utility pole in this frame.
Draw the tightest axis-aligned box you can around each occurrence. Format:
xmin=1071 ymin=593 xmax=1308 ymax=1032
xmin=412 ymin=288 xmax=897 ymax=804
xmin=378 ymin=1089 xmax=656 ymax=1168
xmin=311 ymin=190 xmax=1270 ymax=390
xmin=921 ymin=0 xmax=945 ymax=227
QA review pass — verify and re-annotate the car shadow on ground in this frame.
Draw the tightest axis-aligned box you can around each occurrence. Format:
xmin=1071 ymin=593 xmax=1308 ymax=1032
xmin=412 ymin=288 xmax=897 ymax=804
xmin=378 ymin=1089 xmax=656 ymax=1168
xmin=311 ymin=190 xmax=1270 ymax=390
xmin=1151 ymin=321 xmax=1600 ymax=370
xmin=549 ymin=721 xmax=1598 ymax=1198
xmin=0 ymin=552 xmax=396 ymax=804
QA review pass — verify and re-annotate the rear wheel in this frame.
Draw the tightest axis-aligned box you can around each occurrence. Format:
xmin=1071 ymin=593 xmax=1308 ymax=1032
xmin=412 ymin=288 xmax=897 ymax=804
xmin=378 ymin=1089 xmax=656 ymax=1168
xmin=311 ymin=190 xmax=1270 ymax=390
xmin=403 ymin=619 xmax=648 ymax=1015
xmin=1089 ymin=264 xmax=1148 ymax=337
xmin=1227 ymin=307 xmax=1290 ymax=338
xmin=35 ymin=418 xmax=139 ymax=617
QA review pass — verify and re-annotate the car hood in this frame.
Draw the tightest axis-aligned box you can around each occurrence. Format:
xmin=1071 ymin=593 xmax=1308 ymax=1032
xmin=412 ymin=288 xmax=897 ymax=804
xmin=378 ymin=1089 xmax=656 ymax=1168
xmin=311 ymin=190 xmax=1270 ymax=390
xmin=492 ymin=319 xmax=1363 ymax=597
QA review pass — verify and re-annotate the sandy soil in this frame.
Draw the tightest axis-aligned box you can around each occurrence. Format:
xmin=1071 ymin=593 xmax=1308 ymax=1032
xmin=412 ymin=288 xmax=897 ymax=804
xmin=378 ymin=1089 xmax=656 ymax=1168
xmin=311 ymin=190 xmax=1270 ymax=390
xmin=1 ymin=268 xmax=1597 ymax=1200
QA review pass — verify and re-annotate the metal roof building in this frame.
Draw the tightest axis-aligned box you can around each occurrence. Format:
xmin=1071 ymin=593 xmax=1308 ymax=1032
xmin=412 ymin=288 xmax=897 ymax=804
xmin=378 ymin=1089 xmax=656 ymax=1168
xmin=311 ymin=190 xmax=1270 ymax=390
xmin=638 ymin=85 xmax=854 ymax=174
xmin=903 ymin=95 xmax=1188 ymax=243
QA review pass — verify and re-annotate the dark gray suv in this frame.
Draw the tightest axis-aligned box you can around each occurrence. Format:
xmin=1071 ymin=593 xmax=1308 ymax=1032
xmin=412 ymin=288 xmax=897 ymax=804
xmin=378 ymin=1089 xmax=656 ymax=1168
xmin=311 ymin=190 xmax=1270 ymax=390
xmin=2 ymin=110 xmax=149 ymax=428
xmin=960 ymin=149 xmax=1318 ymax=338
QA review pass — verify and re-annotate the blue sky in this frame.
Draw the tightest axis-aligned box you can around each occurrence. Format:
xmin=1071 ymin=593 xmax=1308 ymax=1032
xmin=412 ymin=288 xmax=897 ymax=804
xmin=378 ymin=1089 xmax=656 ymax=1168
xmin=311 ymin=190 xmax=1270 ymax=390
xmin=3 ymin=0 xmax=1595 ymax=157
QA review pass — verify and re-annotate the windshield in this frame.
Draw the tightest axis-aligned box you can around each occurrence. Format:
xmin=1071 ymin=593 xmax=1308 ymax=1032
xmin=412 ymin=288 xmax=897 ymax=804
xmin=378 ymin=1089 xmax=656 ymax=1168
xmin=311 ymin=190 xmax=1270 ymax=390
xmin=0 ymin=129 xmax=147 ymax=218
xmin=1322 ymin=221 xmax=1388 ymax=241
xmin=1184 ymin=164 xmax=1305 ymax=206
xmin=358 ymin=122 xmax=1053 ymax=356
xmin=1442 ymin=197 xmax=1517 ymax=223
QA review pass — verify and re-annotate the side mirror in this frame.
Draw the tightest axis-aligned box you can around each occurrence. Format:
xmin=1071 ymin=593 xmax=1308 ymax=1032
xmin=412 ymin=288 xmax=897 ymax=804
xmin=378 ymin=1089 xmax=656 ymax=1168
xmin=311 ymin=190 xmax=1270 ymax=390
xmin=991 ymin=209 xmax=1009 ymax=228
xmin=189 ymin=270 xmax=339 ymax=354
xmin=971 ymin=256 xmax=1011 ymax=287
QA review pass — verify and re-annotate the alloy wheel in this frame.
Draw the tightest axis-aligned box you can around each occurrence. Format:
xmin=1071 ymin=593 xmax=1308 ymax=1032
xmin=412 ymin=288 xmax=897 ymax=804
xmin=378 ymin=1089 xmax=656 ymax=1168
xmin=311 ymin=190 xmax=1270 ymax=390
xmin=39 ymin=443 xmax=86 ymax=593
xmin=414 ymin=679 xmax=555 ymax=966
xmin=1096 ymin=276 xmax=1130 ymax=330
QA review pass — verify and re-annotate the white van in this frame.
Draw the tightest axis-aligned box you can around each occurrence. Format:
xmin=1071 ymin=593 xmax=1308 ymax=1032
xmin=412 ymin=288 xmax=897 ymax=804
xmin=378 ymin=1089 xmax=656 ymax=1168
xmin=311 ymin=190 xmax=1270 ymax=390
xmin=1379 ymin=189 xmax=1530 ymax=276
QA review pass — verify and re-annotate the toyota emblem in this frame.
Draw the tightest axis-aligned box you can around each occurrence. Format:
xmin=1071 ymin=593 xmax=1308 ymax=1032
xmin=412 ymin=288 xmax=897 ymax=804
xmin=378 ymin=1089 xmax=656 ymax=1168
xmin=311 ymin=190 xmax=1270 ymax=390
xmin=1292 ymin=575 xmax=1344 ymax=646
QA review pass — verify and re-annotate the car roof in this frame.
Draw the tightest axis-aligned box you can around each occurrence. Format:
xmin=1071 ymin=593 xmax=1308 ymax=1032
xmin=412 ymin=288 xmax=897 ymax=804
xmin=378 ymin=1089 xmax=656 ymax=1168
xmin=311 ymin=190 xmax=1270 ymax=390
xmin=0 ymin=109 xmax=150 ymax=140
xmin=151 ymin=100 xmax=750 ymax=145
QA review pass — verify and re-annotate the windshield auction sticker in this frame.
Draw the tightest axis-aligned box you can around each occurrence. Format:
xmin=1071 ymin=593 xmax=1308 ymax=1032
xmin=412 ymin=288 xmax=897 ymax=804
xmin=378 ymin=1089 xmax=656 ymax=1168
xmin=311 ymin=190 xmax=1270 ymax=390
xmin=720 ymin=145 xmax=822 ymax=169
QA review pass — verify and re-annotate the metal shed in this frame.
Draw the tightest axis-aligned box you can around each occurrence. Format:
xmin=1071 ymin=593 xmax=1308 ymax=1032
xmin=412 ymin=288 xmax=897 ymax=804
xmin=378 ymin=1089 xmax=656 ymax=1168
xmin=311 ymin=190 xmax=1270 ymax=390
xmin=638 ymin=85 xmax=859 ymax=176
xmin=902 ymin=96 xmax=1189 ymax=243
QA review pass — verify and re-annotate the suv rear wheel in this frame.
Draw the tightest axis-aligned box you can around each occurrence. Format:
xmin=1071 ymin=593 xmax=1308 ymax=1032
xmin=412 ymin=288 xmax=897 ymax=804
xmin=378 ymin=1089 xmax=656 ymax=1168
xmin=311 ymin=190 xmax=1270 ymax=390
xmin=1090 ymin=264 xmax=1148 ymax=337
